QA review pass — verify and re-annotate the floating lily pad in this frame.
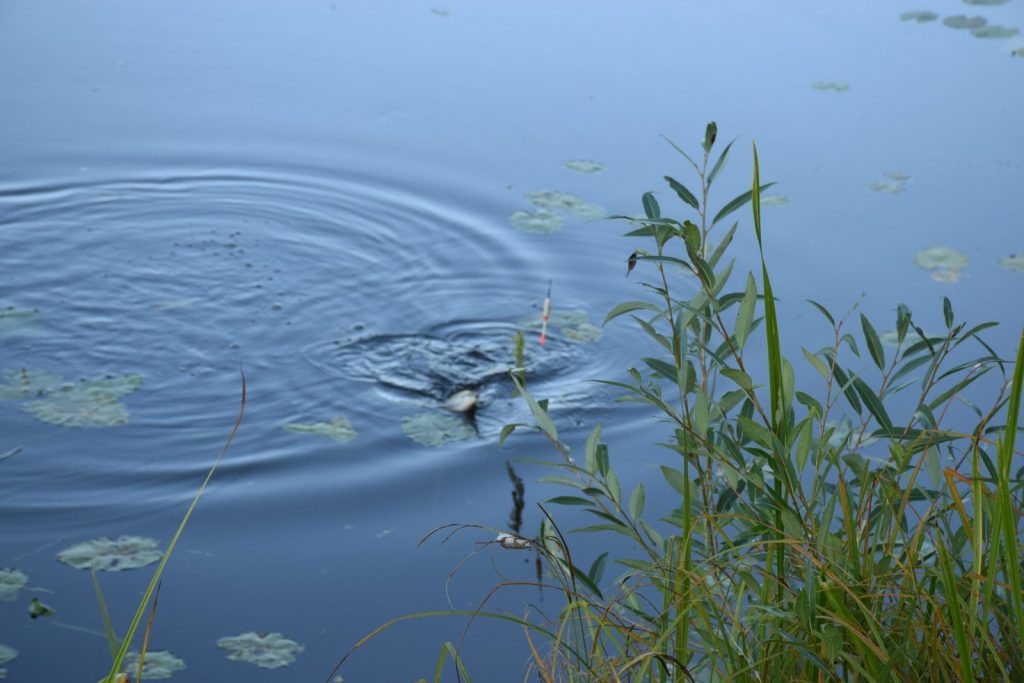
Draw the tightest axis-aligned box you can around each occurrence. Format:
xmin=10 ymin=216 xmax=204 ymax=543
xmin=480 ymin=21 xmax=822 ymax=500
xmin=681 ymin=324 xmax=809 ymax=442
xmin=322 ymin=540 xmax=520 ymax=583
xmin=57 ymin=535 xmax=162 ymax=571
xmin=525 ymin=190 xmax=605 ymax=219
xmin=760 ymin=194 xmax=789 ymax=207
xmin=284 ymin=416 xmax=357 ymax=443
xmin=971 ymin=25 xmax=1020 ymax=38
xmin=509 ymin=209 xmax=564 ymax=233
xmin=944 ymin=15 xmax=988 ymax=29
xmin=0 ymin=569 xmax=27 ymax=602
xmin=0 ymin=306 xmax=37 ymax=335
xmin=0 ymin=368 xmax=63 ymax=400
xmin=123 ymin=650 xmax=186 ymax=679
xmin=518 ymin=309 xmax=602 ymax=344
xmin=1013 ymin=47 xmax=1024 ymax=57
xmin=563 ymin=159 xmax=604 ymax=174
xmin=0 ymin=643 xmax=16 ymax=678
xmin=866 ymin=171 xmax=911 ymax=194
xmin=217 ymin=632 xmax=304 ymax=669
xmin=401 ymin=412 xmax=476 ymax=446
xmin=998 ymin=253 xmax=1024 ymax=271
xmin=963 ymin=0 xmax=1008 ymax=5
xmin=900 ymin=11 xmax=940 ymax=22
xmin=914 ymin=246 xmax=969 ymax=283
xmin=23 ymin=374 xmax=142 ymax=427
xmin=878 ymin=329 xmax=929 ymax=348
xmin=811 ymin=81 xmax=850 ymax=92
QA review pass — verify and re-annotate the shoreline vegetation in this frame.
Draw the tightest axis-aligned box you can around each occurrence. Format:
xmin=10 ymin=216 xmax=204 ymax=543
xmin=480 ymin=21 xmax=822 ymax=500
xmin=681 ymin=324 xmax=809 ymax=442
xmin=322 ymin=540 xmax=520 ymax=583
xmin=341 ymin=125 xmax=1024 ymax=682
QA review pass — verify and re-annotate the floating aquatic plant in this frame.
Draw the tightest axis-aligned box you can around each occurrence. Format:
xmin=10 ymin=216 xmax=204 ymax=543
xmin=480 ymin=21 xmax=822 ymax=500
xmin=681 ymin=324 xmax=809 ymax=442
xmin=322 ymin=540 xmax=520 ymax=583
xmin=284 ymin=416 xmax=357 ymax=443
xmin=508 ymin=209 xmax=564 ymax=233
xmin=57 ymin=535 xmax=163 ymax=572
xmin=811 ymin=81 xmax=850 ymax=92
xmin=23 ymin=373 xmax=143 ymax=427
xmin=0 ymin=368 xmax=62 ymax=399
xmin=999 ymin=253 xmax=1024 ymax=271
xmin=914 ymin=246 xmax=969 ymax=283
xmin=401 ymin=412 xmax=476 ymax=446
xmin=517 ymin=309 xmax=602 ymax=344
xmin=217 ymin=632 xmax=304 ymax=669
xmin=944 ymin=15 xmax=988 ymax=30
xmin=525 ymin=190 xmax=605 ymax=219
xmin=0 ymin=569 xmax=27 ymax=601
xmin=563 ymin=159 xmax=604 ymax=174
xmin=760 ymin=194 xmax=789 ymax=207
xmin=963 ymin=0 xmax=1008 ymax=5
xmin=0 ymin=643 xmax=16 ymax=678
xmin=900 ymin=11 xmax=939 ymax=22
xmin=0 ymin=306 xmax=37 ymax=335
xmin=971 ymin=25 xmax=1020 ymax=38
xmin=28 ymin=597 xmax=54 ymax=619
xmin=123 ymin=650 xmax=186 ymax=680
xmin=866 ymin=171 xmax=911 ymax=194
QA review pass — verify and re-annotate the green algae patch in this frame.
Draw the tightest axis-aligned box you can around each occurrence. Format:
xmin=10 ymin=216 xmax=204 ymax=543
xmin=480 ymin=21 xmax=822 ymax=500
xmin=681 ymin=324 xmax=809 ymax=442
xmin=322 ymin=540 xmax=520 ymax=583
xmin=564 ymin=159 xmax=604 ymax=174
xmin=999 ymin=253 xmax=1024 ymax=271
xmin=944 ymin=15 xmax=988 ymax=30
xmin=0 ymin=368 xmax=63 ymax=400
xmin=0 ymin=306 xmax=37 ymax=335
xmin=518 ymin=309 xmax=602 ymax=344
xmin=525 ymin=190 xmax=605 ymax=219
xmin=401 ymin=412 xmax=476 ymax=446
xmin=914 ymin=246 xmax=969 ymax=283
xmin=811 ymin=81 xmax=850 ymax=92
xmin=23 ymin=373 xmax=142 ymax=427
xmin=866 ymin=171 xmax=911 ymax=194
xmin=217 ymin=632 xmax=304 ymax=669
xmin=57 ymin=535 xmax=162 ymax=572
xmin=509 ymin=209 xmax=564 ymax=233
xmin=0 ymin=569 xmax=27 ymax=602
xmin=123 ymin=650 xmax=186 ymax=679
xmin=971 ymin=25 xmax=1020 ymax=38
xmin=284 ymin=416 xmax=357 ymax=443
xmin=900 ymin=11 xmax=939 ymax=22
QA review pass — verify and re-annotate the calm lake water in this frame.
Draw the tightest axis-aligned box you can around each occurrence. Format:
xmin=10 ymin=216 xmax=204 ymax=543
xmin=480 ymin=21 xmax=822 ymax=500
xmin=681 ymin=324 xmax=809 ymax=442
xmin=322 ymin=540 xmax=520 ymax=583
xmin=1 ymin=1 xmax=1022 ymax=680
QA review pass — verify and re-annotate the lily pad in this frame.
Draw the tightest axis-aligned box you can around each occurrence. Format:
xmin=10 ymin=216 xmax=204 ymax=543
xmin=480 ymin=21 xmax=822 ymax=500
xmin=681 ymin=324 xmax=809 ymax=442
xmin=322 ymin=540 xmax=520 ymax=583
xmin=900 ymin=11 xmax=940 ymax=22
xmin=57 ymin=535 xmax=163 ymax=571
xmin=217 ymin=632 xmax=304 ymax=669
xmin=866 ymin=171 xmax=911 ymax=194
xmin=811 ymin=81 xmax=850 ymax=92
xmin=1013 ymin=47 xmax=1024 ymax=57
xmin=971 ymin=25 xmax=1020 ymax=38
xmin=0 ymin=306 xmax=37 ymax=335
xmin=509 ymin=209 xmax=564 ymax=233
xmin=878 ymin=329 xmax=929 ymax=348
xmin=563 ymin=159 xmax=604 ymax=174
xmin=518 ymin=309 xmax=603 ymax=344
xmin=963 ymin=0 xmax=1008 ymax=5
xmin=944 ymin=15 xmax=988 ymax=30
xmin=123 ymin=650 xmax=186 ymax=679
xmin=23 ymin=374 xmax=143 ymax=427
xmin=760 ymin=194 xmax=789 ymax=207
xmin=914 ymin=246 xmax=969 ymax=272
xmin=401 ymin=412 xmax=476 ymax=446
xmin=525 ymin=190 xmax=605 ymax=219
xmin=0 ymin=368 xmax=63 ymax=400
xmin=284 ymin=416 xmax=357 ymax=443
xmin=998 ymin=253 xmax=1024 ymax=271
xmin=0 ymin=569 xmax=27 ymax=601
xmin=0 ymin=643 xmax=16 ymax=678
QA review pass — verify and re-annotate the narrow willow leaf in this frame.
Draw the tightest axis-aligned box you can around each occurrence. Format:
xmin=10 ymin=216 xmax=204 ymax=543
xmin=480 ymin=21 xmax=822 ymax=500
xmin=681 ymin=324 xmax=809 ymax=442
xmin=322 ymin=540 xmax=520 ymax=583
xmin=735 ymin=273 xmax=757 ymax=349
xmin=665 ymin=175 xmax=700 ymax=210
xmin=514 ymin=377 xmax=559 ymax=443
xmin=704 ymin=121 xmax=718 ymax=152
xmin=896 ymin=303 xmax=911 ymax=343
xmin=629 ymin=483 xmax=646 ymax=519
xmin=605 ymin=469 xmax=622 ymax=506
xmin=661 ymin=465 xmax=689 ymax=496
xmin=498 ymin=423 xmax=522 ymax=447
xmin=721 ymin=367 xmax=754 ymax=393
xmin=860 ymin=314 xmax=885 ymax=371
xmin=801 ymin=347 xmax=831 ymax=380
xmin=707 ymin=139 xmax=735 ymax=188
xmin=737 ymin=415 xmax=774 ymax=449
xmin=795 ymin=417 xmax=814 ymax=470
xmin=943 ymin=296 xmax=954 ymax=329
xmin=585 ymin=424 xmax=602 ymax=475
xmin=707 ymin=222 xmax=737 ymax=268
xmin=604 ymin=300 xmax=661 ymax=326
xmin=642 ymin=192 xmax=660 ymax=220
xmin=596 ymin=443 xmax=609 ymax=477
xmin=852 ymin=377 xmax=894 ymax=433
xmin=548 ymin=495 xmax=596 ymax=506
xmin=588 ymin=552 xmax=609 ymax=586
xmin=806 ymin=299 xmax=836 ymax=326
xmin=661 ymin=134 xmax=700 ymax=171
xmin=712 ymin=182 xmax=776 ymax=226
xmin=642 ymin=357 xmax=678 ymax=382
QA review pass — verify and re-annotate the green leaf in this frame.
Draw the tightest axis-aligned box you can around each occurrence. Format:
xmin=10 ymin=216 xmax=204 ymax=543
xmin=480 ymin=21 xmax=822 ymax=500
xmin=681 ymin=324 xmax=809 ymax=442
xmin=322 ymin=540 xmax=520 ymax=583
xmin=721 ymin=366 xmax=754 ymax=393
xmin=642 ymin=357 xmax=678 ymax=382
xmin=629 ymin=483 xmax=646 ymax=519
xmin=707 ymin=139 xmax=734 ymax=188
xmin=852 ymin=376 xmax=894 ymax=433
xmin=704 ymin=121 xmax=718 ymax=152
xmin=943 ymin=296 xmax=954 ymax=329
xmin=712 ymin=182 xmax=776 ymax=226
xmin=585 ymin=424 xmax=602 ymax=475
xmin=665 ymin=176 xmax=700 ymax=210
xmin=548 ymin=496 xmax=596 ymax=506
xmin=806 ymin=299 xmax=835 ymax=326
xmin=514 ymin=377 xmax=559 ymax=443
xmin=606 ymin=469 xmax=622 ymax=505
xmin=802 ymin=347 xmax=831 ymax=381
xmin=642 ymin=192 xmax=661 ymax=220
xmin=661 ymin=465 xmax=689 ymax=497
xmin=860 ymin=314 xmax=885 ymax=372
xmin=588 ymin=552 xmax=609 ymax=586
xmin=735 ymin=273 xmax=757 ymax=349
xmin=604 ymin=300 xmax=661 ymax=326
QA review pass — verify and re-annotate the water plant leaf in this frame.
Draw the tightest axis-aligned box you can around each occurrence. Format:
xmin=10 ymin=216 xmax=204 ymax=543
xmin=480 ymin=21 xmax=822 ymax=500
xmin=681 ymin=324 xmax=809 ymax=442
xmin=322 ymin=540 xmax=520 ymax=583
xmin=401 ymin=412 xmax=476 ymax=447
xmin=23 ymin=374 xmax=143 ymax=428
xmin=283 ymin=416 xmax=357 ymax=443
xmin=900 ymin=11 xmax=939 ymax=22
xmin=971 ymin=25 xmax=1020 ymax=38
xmin=0 ymin=643 xmax=16 ymax=671
xmin=217 ymin=632 xmax=304 ymax=669
xmin=57 ymin=536 xmax=163 ymax=572
xmin=0 ymin=368 xmax=63 ymax=399
xmin=943 ymin=15 xmax=987 ymax=30
xmin=999 ymin=253 xmax=1024 ymax=271
xmin=0 ymin=569 xmax=27 ymax=601
xmin=563 ymin=159 xmax=604 ymax=173
xmin=0 ymin=306 xmax=37 ymax=335
xmin=508 ymin=209 xmax=564 ymax=233
xmin=866 ymin=171 xmax=910 ymax=193
xmin=914 ymin=246 xmax=969 ymax=282
xmin=811 ymin=81 xmax=850 ymax=92
xmin=964 ymin=0 xmax=1008 ymax=5
xmin=122 ymin=651 xmax=186 ymax=680
xmin=525 ymin=190 xmax=604 ymax=219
